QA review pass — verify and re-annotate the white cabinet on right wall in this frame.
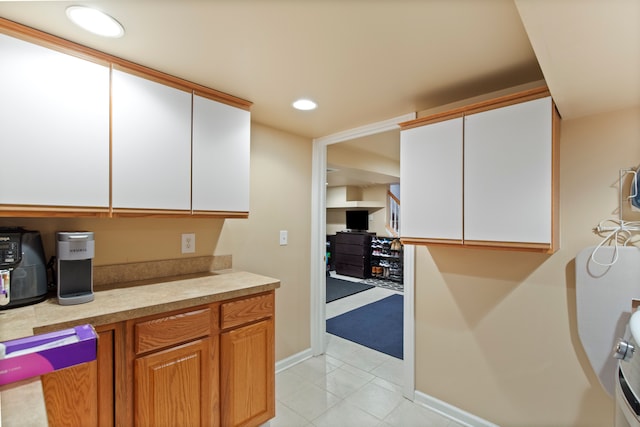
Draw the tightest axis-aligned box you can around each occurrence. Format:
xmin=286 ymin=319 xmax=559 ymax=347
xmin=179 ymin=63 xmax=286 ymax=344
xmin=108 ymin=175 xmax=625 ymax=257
xmin=464 ymin=96 xmax=553 ymax=246
xmin=400 ymin=116 xmax=463 ymax=242
xmin=400 ymin=88 xmax=559 ymax=253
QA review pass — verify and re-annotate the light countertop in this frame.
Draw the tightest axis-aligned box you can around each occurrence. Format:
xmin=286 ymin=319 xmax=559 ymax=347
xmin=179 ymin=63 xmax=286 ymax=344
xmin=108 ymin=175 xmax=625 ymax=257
xmin=0 ymin=270 xmax=280 ymax=427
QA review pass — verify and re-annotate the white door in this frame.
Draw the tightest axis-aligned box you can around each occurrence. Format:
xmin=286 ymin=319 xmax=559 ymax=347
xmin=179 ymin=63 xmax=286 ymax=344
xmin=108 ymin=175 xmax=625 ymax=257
xmin=0 ymin=33 xmax=109 ymax=207
xmin=111 ymin=69 xmax=192 ymax=210
xmin=400 ymin=117 xmax=464 ymax=241
xmin=192 ymin=95 xmax=250 ymax=212
xmin=464 ymin=97 xmax=553 ymax=244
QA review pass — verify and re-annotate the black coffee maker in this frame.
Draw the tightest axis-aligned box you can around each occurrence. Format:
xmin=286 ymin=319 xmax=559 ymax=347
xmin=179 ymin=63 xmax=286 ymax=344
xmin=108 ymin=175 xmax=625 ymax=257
xmin=0 ymin=227 xmax=48 ymax=309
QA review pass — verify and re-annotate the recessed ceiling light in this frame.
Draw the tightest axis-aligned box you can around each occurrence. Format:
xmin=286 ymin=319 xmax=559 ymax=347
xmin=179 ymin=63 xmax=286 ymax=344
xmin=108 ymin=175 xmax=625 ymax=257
xmin=293 ymin=99 xmax=317 ymax=111
xmin=66 ymin=6 xmax=125 ymax=38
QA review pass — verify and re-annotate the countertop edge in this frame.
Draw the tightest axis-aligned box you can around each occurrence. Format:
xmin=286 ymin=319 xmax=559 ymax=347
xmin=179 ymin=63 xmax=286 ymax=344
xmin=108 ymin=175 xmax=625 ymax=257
xmin=0 ymin=270 xmax=280 ymax=427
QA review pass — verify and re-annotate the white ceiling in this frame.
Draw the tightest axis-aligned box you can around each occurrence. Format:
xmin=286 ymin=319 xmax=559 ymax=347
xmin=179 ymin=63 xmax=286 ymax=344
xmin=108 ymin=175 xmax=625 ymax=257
xmin=0 ymin=0 xmax=637 ymax=184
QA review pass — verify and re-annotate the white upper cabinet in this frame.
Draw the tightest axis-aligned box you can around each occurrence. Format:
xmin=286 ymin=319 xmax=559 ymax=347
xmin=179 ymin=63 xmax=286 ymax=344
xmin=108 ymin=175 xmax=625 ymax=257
xmin=0 ymin=33 xmax=110 ymax=208
xmin=400 ymin=117 xmax=463 ymax=242
xmin=192 ymin=95 xmax=250 ymax=213
xmin=464 ymin=96 xmax=553 ymax=245
xmin=399 ymin=89 xmax=558 ymax=252
xmin=111 ymin=69 xmax=192 ymax=210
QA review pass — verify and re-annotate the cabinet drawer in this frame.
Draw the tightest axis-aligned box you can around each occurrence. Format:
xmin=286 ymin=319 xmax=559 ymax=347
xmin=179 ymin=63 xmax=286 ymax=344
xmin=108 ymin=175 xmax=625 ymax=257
xmin=135 ymin=308 xmax=212 ymax=355
xmin=221 ymin=292 xmax=274 ymax=330
xmin=335 ymin=253 xmax=368 ymax=266
xmin=336 ymin=264 xmax=370 ymax=279
xmin=336 ymin=233 xmax=371 ymax=245
xmin=335 ymin=243 xmax=369 ymax=256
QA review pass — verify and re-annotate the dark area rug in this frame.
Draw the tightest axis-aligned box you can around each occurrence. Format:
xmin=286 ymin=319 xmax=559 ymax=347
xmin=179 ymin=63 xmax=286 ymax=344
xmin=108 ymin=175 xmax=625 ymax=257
xmin=326 ymin=294 xmax=403 ymax=359
xmin=326 ymin=276 xmax=374 ymax=303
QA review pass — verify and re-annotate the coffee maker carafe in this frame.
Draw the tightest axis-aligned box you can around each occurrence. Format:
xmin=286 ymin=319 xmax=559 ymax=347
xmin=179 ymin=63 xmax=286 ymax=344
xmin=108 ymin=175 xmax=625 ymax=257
xmin=56 ymin=232 xmax=95 ymax=305
xmin=0 ymin=227 xmax=48 ymax=309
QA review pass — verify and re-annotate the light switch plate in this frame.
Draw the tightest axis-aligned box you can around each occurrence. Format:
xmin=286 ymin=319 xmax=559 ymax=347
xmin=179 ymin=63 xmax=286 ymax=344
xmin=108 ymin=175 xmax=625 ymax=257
xmin=181 ymin=233 xmax=195 ymax=254
xmin=279 ymin=230 xmax=288 ymax=246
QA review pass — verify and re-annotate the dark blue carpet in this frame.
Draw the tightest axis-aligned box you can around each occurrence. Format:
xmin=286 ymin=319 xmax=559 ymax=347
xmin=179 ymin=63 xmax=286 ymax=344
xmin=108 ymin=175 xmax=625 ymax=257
xmin=326 ymin=294 xmax=403 ymax=359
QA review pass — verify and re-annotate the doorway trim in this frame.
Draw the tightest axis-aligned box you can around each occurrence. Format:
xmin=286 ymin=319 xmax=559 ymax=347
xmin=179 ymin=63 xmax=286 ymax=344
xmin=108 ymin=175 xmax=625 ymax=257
xmin=310 ymin=112 xmax=416 ymax=399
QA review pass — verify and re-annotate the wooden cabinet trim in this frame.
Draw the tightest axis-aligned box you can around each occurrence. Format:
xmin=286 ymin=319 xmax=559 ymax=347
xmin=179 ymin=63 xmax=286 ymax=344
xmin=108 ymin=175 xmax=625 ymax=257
xmin=0 ymin=17 xmax=251 ymax=110
xmin=551 ymin=105 xmax=561 ymax=252
xmin=463 ymin=240 xmax=552 ymax=253
xmin=192 ymin=210 xmax=250 ymax=219
xmin=399 ymin=86 xmax=550 ymax=130
xmin=400 ymin=111 xmax=464 ymax=129
xmin=0 ymin=205 xmax=111 ymax=218
xmin=221 ymin=292 xmax=275 ymax=330
xmin=400 ymin=237 xmax=463 ymax=246
xmin=400 ymin=238 xmax=553 ymax=253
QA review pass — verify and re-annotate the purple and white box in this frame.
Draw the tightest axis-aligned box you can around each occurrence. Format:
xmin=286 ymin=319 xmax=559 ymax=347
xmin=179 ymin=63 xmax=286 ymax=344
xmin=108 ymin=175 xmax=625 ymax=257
xmin=0 ymin=324 xmax=97 ymax=386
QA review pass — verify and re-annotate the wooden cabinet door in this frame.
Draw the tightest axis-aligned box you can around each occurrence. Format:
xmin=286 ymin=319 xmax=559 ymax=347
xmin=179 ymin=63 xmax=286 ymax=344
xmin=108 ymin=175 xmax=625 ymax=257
xmin=0 ymin=33 xmax=110 ymax=208
xmin=192 ymin=94 xmax=250 ymax=213
xmin=41 ymin=324 xmax=120 ymax=427
xmin=464 ymin=96 xmax=553 ymax=245
xmin=111 ymin=68 xmax=192 ymax=211
xmin=135 ymin=338 xmax=214 ymax=427
xmin=42 ymin=360 xmax=98 ymax=427
xmin=221 ymin=319 xmax=275 ymax=427
xmin=400 ymin=116 xmax=463 ymax=242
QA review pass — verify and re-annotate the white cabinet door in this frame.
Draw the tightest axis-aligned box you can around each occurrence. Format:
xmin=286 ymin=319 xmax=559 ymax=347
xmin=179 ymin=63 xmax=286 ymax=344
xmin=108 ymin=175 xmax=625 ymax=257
xmin=112 ymin=69 xmax=192 ymax=210
xmin=400 ymin=117 xmax=463 ymax=241
xmin=0 ymin=34 xmax=110 ymax=207
xmin=192 ymin=95 xmax=250 ymax=212
xmin=464 ymin=96 xmax=552 ymax=244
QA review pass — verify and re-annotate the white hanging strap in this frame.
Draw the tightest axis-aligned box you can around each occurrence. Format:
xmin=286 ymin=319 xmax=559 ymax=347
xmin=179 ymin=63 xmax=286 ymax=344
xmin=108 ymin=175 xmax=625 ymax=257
xmin=628 ymin=169 xmax=638 ymax=199
xmin=591 ymin=223 xmax=622 ymax=267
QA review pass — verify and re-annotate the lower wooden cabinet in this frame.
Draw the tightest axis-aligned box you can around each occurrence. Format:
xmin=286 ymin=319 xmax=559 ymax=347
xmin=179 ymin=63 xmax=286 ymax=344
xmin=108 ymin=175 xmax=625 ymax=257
xmin=221 ymin=319 xmax=275 ymax=427
xmin=41 ymin=323 xmax=119 ymax=427
xmin=42 ymin=291 xmax=275 ymax=427
xmin=135 ymin=338 xmax=214 ymax=427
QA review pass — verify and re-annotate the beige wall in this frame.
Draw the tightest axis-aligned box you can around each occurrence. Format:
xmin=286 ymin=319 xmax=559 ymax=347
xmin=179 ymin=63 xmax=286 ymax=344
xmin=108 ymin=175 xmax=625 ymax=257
xmin=326 ymin=184 xmax=390 ymax=236
xmin=215 ymin=123 xmax=312 ymax=361
xmin=0 ymin=217 xmax=225 ymax=266
xmin=362 ymin=185 xmax=391 ymax=236
xmin=414 ymin=106 xmax=640 ymax=426
xmin=328 ymin=144 xmax=399 ymax=178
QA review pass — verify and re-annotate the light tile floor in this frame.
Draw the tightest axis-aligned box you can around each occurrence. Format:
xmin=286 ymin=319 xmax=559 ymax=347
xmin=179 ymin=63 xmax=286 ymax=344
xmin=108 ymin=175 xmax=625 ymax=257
xmin=271 ymin=275 xmax=465 ymax=427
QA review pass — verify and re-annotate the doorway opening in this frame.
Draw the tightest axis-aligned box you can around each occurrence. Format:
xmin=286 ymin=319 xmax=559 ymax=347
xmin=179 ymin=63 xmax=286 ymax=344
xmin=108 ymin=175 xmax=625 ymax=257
xmin=310 ymin=113 xmax=416 ymax=399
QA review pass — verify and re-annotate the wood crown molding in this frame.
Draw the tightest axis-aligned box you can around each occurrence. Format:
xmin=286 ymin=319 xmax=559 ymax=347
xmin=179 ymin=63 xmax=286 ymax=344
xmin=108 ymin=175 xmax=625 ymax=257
xmin=399 ymin=86 xmax=550 ymax=130
xmin=0 ymin=17 xmax=252 ymax=110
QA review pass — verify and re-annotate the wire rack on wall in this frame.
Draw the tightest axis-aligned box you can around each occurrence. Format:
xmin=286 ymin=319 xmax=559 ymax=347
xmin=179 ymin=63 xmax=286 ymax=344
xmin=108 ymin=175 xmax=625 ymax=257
xmin=591 ymin=167 xmax=640 ymax=266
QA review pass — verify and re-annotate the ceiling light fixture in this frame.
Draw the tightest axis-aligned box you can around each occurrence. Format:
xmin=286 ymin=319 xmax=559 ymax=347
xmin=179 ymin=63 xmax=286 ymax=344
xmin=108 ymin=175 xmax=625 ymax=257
xmin=66 ymin=6 xmax=125 ymax=38
xmin=293 ymin=99 xmax=317 ymax=111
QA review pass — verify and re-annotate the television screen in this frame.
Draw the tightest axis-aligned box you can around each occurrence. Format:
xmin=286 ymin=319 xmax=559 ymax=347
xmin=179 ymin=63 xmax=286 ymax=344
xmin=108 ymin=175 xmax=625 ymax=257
xmin=346 ymin=210 xmax=368 ymax=231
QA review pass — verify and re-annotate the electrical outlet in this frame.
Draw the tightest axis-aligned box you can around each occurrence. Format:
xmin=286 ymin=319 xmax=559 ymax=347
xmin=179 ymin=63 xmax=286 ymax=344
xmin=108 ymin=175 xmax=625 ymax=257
xmin=279 ymin=230 xmax=288 ymax=246
xmin=181 ymin=233 xmax=195 ymax=254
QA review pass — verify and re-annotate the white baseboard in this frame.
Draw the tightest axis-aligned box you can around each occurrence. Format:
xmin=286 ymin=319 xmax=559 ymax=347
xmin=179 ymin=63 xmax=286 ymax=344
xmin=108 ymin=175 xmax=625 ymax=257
xmin=413 ymin=390 xmax=500 ymax=427
xmin=275 ymin=348 xmax=313 ymax=373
